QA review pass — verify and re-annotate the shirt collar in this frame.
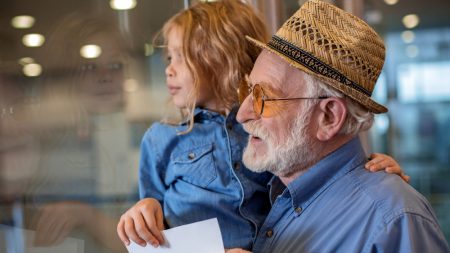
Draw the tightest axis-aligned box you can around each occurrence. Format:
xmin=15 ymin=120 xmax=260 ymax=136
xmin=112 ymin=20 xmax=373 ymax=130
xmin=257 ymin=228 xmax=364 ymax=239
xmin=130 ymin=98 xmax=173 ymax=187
xmin=269 ymin=137 xmax=368 ymax=211
xmin=180 ymin=105 xmax=241 ymax=126
xmin=179 ymin=107 xmax=223 ymax=125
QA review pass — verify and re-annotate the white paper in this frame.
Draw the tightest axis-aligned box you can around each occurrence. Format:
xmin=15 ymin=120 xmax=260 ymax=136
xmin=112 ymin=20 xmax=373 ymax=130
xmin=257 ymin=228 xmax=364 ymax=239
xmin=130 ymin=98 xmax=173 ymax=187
xmin=126 ymin=218 xmax=224 ymax=253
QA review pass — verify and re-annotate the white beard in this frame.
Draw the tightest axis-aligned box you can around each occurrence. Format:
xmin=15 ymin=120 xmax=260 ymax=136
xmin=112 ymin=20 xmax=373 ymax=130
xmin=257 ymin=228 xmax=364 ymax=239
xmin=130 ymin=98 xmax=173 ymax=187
xmin=242 ymin=110 xmax=317 ymax=177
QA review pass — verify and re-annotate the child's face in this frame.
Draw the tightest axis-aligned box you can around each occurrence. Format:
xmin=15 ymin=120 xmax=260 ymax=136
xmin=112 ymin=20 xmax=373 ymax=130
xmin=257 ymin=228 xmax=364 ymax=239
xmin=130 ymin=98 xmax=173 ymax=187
xmin=165 ymin=27 xmax=195 ymax=109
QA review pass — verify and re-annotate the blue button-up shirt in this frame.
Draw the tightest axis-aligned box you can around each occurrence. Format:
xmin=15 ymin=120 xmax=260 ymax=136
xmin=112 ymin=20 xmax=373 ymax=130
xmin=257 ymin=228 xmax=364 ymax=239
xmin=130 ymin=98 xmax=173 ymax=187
xmin=253 ymin=138 xmax=450 ymax=253
xmin=138 ymin=107 xmax=272 ymax=250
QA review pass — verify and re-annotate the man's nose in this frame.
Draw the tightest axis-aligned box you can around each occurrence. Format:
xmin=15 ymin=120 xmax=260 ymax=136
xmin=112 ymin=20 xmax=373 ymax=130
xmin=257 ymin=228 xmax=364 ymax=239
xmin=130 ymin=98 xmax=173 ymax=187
xmin=237 ymin=95 xmax=257 ymax=124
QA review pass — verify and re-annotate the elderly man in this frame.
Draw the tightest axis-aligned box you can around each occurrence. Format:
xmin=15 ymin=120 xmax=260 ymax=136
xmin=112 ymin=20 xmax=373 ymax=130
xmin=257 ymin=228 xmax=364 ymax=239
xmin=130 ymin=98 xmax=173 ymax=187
xmin=231 ymin=0 xmax=450 ymax=252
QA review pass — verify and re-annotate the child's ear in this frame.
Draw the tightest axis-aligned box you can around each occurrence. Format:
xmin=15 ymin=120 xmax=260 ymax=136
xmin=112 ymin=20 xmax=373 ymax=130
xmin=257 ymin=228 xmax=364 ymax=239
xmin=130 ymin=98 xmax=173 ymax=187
xmin=315 ymin=97 xmax=347 ymax=141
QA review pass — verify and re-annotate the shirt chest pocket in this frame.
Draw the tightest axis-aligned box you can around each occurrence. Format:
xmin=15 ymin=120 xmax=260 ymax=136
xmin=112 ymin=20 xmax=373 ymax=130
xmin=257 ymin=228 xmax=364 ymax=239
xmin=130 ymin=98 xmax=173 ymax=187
xmin=169 ymin=143 xmax=217 ymax=188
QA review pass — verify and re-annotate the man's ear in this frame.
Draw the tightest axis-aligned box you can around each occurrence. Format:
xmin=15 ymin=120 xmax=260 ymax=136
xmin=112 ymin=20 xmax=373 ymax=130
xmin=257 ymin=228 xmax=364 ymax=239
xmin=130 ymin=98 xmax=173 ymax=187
xmin=315 ymin=97 xmax=347 ymax=141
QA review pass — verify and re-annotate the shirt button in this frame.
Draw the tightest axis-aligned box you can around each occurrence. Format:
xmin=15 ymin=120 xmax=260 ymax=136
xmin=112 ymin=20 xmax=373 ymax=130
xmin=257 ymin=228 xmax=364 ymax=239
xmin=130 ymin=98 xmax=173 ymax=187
xmin=226 ymin=124 xmax=233 ymax=130
xmin=266 ymin=230 xmax=273 ymax=238
xmin=188 ymin=153 xmax=195 ymax=160
xmin=295 ymin=207 xmax=302 ymax=214
xmin=233 ymin=162 xmax=240 ymax=170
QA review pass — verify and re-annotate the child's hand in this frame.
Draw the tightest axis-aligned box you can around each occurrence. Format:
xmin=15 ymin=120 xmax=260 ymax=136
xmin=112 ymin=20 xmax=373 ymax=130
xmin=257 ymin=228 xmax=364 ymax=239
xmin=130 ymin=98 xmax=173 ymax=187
xmin=117 ymin=198 xmax=165 ymax=247
xmin=365 ymin=153 xmax=410 ymax=183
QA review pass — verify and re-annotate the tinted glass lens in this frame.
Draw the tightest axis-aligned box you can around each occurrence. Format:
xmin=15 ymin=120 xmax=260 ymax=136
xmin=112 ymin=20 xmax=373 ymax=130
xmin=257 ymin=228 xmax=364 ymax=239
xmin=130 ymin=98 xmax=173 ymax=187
xmin=252 ymin=84 xmax=264 ymax=116
xmin=238 ymin=80 xmax=250 ymax=105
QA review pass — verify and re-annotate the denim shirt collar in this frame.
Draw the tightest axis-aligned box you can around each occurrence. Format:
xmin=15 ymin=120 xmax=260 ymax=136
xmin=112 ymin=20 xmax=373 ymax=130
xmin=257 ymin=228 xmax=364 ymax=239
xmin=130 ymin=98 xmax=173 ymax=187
xmin=181 ymin=106 xmax=241 ymax=126
xmin=178 ymin=107 xmax=224 ymax=125
xmin=269 ymin=137 xmax=367 ymax=211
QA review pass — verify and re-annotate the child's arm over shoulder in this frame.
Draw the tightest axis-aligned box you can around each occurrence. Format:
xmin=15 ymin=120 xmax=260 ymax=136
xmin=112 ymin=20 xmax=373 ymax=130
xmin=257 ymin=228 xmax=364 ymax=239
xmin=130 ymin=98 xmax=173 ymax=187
xmin=365 ymin=153 xmax=410 ymax=183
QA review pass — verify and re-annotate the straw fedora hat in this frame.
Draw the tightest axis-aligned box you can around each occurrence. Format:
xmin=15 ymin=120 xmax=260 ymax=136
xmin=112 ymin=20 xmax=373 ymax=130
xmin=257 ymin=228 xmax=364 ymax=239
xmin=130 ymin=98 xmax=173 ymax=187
xmin=246 ymin=0 xmax=387 ymax=113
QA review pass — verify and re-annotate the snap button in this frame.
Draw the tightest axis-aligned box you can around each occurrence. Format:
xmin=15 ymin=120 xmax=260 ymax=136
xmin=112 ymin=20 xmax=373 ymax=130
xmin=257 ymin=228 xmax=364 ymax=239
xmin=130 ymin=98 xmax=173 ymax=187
xmin=295 ymin=207 xmax=302 ymax=214
xmin=266 ymin=229 xmax=273 ymax=238
xmin=188 ymin=153 xmax=196 ymax=160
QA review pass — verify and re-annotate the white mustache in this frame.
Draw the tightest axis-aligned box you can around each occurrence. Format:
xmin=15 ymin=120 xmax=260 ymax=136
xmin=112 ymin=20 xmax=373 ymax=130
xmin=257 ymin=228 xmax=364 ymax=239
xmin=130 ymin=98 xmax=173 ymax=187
xmin=243 ymin=121 xmax=270 ymax=140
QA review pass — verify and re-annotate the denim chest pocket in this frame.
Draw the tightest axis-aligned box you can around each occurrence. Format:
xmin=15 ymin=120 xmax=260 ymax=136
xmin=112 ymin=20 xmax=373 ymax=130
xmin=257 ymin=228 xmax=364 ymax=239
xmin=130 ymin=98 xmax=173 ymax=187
xmin=170 ymin=143 xmax=217 ymax=188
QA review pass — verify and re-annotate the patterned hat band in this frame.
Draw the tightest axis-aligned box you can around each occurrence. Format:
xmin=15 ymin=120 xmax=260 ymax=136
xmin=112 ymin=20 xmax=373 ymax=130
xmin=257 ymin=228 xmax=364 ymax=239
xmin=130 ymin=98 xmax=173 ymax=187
xmin=267 ymin=35 xmax=372 ymax=97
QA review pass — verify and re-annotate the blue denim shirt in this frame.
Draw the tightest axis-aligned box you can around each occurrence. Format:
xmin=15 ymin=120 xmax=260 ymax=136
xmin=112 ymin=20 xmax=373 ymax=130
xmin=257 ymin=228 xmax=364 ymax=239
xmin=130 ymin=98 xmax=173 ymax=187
xmin=253 ymin=138 xmax=450 ymax=253
xmin=138 ymin=107 xmax=272 ymax=250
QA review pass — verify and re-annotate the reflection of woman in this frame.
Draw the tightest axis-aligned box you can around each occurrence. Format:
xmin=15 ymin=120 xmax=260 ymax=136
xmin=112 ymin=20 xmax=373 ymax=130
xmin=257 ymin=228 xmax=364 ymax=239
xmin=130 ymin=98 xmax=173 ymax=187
xmin=78 ymin=35 xmax=126 ymax=115
xmin=39 ymin=13 xmax=128 ymax=128
xmin=17 ymin=13 xmax=136 ymax=253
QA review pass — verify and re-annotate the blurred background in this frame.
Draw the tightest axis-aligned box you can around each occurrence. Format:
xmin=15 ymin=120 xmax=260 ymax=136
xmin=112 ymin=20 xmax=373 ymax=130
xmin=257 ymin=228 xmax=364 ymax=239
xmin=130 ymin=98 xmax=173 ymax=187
xmin=0 ymin=0 xmax=449 ymax=252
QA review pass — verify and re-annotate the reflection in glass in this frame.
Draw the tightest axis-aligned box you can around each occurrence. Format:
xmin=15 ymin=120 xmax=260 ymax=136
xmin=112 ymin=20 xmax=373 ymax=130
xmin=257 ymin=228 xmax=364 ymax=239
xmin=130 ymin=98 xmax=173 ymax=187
xmin=1 ymin=0 xmax=184 ymax=252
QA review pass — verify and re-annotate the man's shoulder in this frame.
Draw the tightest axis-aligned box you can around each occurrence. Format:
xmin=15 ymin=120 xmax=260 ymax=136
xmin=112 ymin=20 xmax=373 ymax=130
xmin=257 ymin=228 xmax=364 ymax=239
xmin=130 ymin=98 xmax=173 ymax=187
xmin=346 ymin=167 xmax=435 ymax=223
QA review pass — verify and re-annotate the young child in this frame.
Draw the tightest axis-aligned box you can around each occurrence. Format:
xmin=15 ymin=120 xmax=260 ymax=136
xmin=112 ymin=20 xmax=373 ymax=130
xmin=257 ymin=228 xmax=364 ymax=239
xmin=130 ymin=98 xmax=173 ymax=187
xmin=116 ymin=0 xmax=406 ymax=250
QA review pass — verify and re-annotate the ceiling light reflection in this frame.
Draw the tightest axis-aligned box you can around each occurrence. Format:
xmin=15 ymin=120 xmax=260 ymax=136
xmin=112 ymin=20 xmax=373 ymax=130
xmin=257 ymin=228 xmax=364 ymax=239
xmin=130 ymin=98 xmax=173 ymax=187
xmin=384 ymin=0 xmax=398 ymax=5
xmin=401 ymin=31 xmax=415 ymax=43
xmin=19 ymin=57 xmax=35 ymax=65
xmin=23 ymin=63 xmax=42 ymax=77
xmin=110 ymin=0 xmax=137 ymax=10
xmin=22 ymin=33 xmax=45 ymax=47
xmin=11 ymin=15 xmax=35 ymax=29
xmin=402 ymin=14 xmax=420 ymax=29
xmin=80 ymin=45 xmax=102 ymax=59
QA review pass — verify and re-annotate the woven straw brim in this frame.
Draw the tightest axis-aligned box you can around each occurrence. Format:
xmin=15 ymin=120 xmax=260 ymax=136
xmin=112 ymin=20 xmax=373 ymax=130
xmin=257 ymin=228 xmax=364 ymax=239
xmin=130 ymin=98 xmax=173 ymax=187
xmin=246 ymin=36 xmax=388 ymax=114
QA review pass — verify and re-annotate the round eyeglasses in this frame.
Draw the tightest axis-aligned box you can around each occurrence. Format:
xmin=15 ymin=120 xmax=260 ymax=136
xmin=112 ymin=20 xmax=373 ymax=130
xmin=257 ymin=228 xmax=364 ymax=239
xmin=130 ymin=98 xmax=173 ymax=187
xmin=239 ymin=82 xmax=328 ymax=118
